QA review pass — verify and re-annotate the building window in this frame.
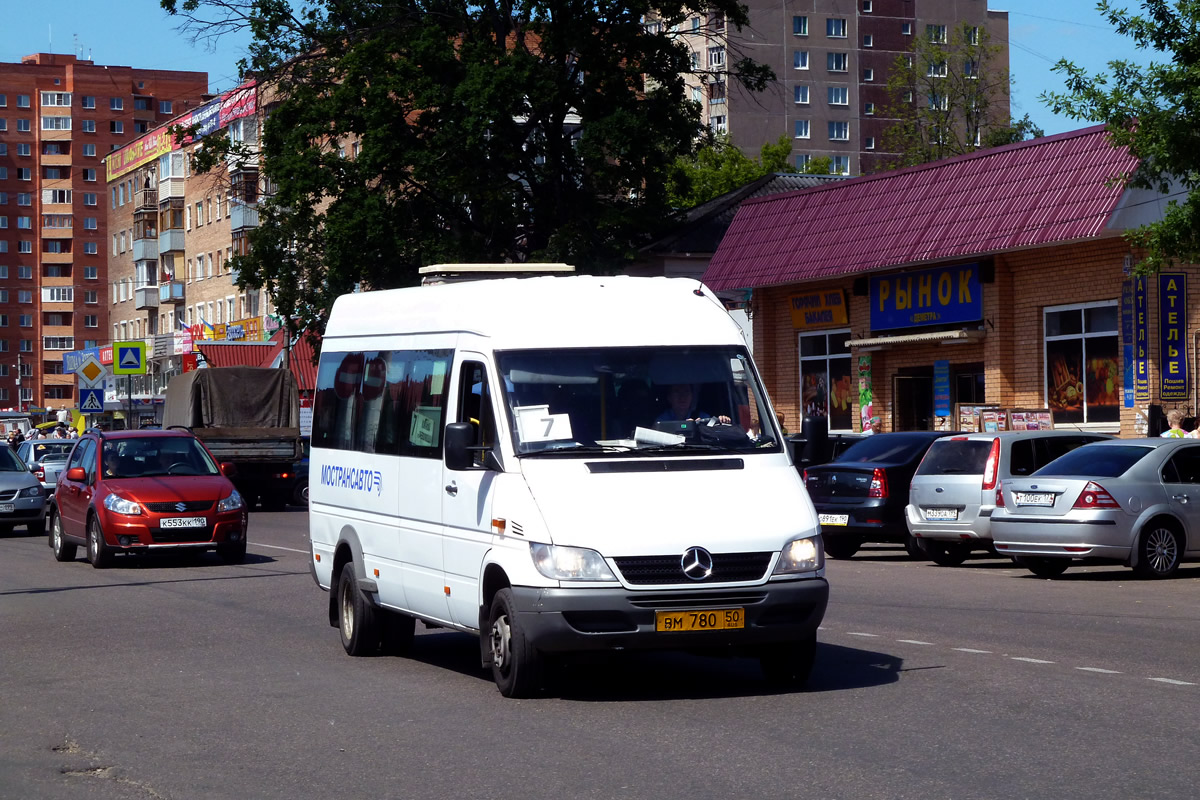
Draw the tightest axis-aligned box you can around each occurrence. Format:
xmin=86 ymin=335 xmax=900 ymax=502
xmin=110 ymin=97 xmax=124 ymax=111
xmin=927 ymin=24 xmax=947 ymax=43
xmin=795 ymin=154 xmax=811 ymax=170
xmin=831 ymin=155 xmax=850 ymax=175
xmin=81 ymin=119 xmax=95 ymax=133
xmin=794 ymin=85 xmax=810 ymax=104
xmin=965 ymin=59 xmax=979 ymax=79
xmin=19 ymin=315 xmax=32 ymax=328
xmin=84 ymin=266 xmax=98 ymax=280
xmin=794 ymin=51 xmax=809 ymax=70
xmin=864 ymin=68 xmax=874 ymax=82
xmin=707 ymin=46 xmax=725 ymax=68
xmin=966 ymin=26 xmax=980 ymax=45
xmin=1044 ymin=302 xmax=1119 ymax=424
xmin=865 ymin=137 xmax=876 ymax=150
xmin=41 ymin=116 xmax=71 ymax=130
xmin=929 ymin=92 xmax=949 ymax=110
xmin=708 ymin=82 xmax=726 ymax=105
xmin=829 ymin=121 xmax=850 ymax=140
xmin=862 ymin=0 xmax=873 ymax=10
xmin=827 ymin=52 xmax=848 ymax=72
xmin=17 ymin=95 xmax=30 ymax=108
xmin=16 ymin=143 xmax=30 ymax=157
xmin=110 ymin=121 xmax=124 ymax=135
xmin=828 ymin=86 xmax=849 ymax=106
xmin=84 ymin=242 xmax=98 ymax=255
xmin=794 ymin=120 xmax=810 ymax=139
xmin=863 ymin=34 xmax=873 ymax=47
xmin=18 ymin=265 xmax=31 ymax=279
xmin=84 ymin=217 xmax=97 ymax=230
xmin=160 ymin=100 xmax=173 ymax=114
xmin=800 ymin=330 xmax=853 ymax=431
xmin=86 ymin=291 xmax=98 ymax=304
xmin=81 ymin=95 xmax=95 ymax=109
xmin=927 ymin=60 xmax=948 ymax=78
xmin=19 ymin=341 xmax=32 ymax=353
xmin=18 ymin=290 xmax=32 ymax=303
xmin=0 ymin=95 xmax=5 ymax=107
xmin=864 ymin=102 xmax=875 ymax=115
xmin=84 ymin=193 xmax=97 ymax=206
xmin=709 ymin=115 xmax=727 ymax=134
xmin=85 ymin=315 xmax=98 ymax=328
xmin=17 ymin=119 xmax=30 ymax=132
xmin=902 ymin=22 xmax=912 ymax=36
xmin=83 ymin=168 xmax=96 ymax=182
xmin=826 ymin=18 xmax=847 ymax=38
xmin=0 ymin=120 xmax=5 ymax=132
xmin=18 ymin=242 xmax=32 ymax=255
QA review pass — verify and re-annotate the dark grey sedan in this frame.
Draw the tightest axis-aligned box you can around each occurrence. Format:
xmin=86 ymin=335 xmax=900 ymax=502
xmin=0 ymin=445 xmax=47 ymax=535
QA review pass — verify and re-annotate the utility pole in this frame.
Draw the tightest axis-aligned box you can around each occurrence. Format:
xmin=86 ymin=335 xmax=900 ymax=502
xmin=15 ymin=351 xmax=21 ymax=413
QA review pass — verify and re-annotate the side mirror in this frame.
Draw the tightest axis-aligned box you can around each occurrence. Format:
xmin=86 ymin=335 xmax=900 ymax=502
xmin=444 ymin=422 xmax=476 ymax=471
xmin=66 ymin=466 xmax=86 ymax=482
xmin=220 ymin=462 xmax=238 ymax=478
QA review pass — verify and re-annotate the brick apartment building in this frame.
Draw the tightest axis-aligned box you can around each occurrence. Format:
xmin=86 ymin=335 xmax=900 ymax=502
xmin=104 ymin=81 xmax=279 ymax=424
xmin=668 ymin=0 xmax=1008 ymax=174
xmin=703 ymin=125 xmax=1191 ymax=439
xmin=0 ymin=53 xmax=209 ymax=414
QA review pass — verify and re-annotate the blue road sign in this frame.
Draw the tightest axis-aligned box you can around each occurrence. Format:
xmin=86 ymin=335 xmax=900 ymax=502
xmin=79 ymin=388 xmax=105 ymax=414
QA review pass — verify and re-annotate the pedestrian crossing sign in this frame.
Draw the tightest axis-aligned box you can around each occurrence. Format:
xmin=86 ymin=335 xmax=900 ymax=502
xmin=79 ymin=388 xmax=104 ymax=414
xmin=112 ymin=341 xmax=147 ymax=375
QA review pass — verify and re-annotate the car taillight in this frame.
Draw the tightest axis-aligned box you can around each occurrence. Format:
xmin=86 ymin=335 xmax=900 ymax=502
xmin=981 ymin=437 xmax=1001 ymax=491
xmin=868 ymin=468 xmax=888 ymax=498
xmin=995 ymin=479 xmax=1004 ymax=508
xmin=802 ymin=469 xmax=809 ymax=483
xmin=1073 ymin=482 xmax=1120 ymax=509
xmin=34 ymin=466 xmax=44 ymax=481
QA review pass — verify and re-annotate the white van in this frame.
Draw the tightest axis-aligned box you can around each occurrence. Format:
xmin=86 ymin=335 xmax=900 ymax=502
xmin=308 ymin=275 xmax=828 ymax=696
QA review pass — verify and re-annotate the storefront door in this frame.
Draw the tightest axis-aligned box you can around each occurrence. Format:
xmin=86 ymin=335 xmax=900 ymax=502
xmin=894 ymin=374 xmax=934 ymax=431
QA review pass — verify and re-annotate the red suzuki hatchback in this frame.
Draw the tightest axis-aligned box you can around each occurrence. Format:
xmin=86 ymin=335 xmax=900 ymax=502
xmin=48 ymin=429 xmax=249 ymax=568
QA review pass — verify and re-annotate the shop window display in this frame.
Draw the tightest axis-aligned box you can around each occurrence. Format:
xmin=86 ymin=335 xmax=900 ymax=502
xmin=800 ymin=329 xmax=852 ymax=430
xmin=1044 ymin=302 xmax=1119 ymax=425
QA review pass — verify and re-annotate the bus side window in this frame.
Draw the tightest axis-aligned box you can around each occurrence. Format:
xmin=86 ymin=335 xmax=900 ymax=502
xmin=457 ymin=361 xmax=497 ymax=467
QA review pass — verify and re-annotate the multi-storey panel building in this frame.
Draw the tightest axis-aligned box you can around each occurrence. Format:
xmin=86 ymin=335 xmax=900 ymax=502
xmin=0 ymin=53 xmax=208 ymax=413
xmin=676 ymin=0 xmax=1009 ymax=175
xmin=107 ymin=82 xmax=273 ymax=415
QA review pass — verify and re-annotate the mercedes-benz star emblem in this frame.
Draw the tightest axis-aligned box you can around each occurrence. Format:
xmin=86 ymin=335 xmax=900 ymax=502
xmin=681 ymin=547 xmax=714 ymax=581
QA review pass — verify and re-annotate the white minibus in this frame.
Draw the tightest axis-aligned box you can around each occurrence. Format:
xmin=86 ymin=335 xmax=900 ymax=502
xmin=308 ymin=275 xmax=828 ymax=696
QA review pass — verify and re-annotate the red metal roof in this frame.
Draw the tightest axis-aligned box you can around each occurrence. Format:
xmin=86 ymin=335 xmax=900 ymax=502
xmin=253 ymin=329 xmax=321 ymax=392
xmin=702 ymin=125 xmax=1140 ymax=291
xmin=195 ymin=342 xmax=275 ymax=369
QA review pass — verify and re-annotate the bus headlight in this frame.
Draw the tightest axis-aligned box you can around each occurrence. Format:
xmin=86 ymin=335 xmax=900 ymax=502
xmin=530 ymin=543 xmax=618 ymax=582
xmin=772 ymin=536 xmax=823 ymax=574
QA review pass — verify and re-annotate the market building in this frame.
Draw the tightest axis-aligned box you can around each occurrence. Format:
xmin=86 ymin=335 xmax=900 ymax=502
xmin=703 ymin=124 xmax=1191 ymax=438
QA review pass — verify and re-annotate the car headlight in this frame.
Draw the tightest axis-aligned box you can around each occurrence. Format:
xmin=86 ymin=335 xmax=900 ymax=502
xmin=772 ymin=536 xmax=823 ymax=575
xmin=217 ymin=490 xmax=245 ymax=513
xmin=19 ymin=485 xmax=43 ymax=498
xmin=530 ymin=543 xmax=618 ymax=582
xmin=104 ymin=494 xmax=142 ymax=515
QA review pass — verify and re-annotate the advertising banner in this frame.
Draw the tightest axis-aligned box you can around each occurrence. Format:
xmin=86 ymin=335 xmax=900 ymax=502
xmin=857 ymin=355 xmax=873 ymax=431
xmin=1121 ymin=280 xmax=1134 ymax=408
xmin=1134 ymin=276 xmax=1150 ymax=400
xmin=933 ymin=360 xmax=951 ymax=417
xmin=788 ymin=290 xmax=848 ymax=330
xmin=1159 ymin=273 xmax=1188 ymax=401
xmin=869 ymin=263 xmax=982 ymax=331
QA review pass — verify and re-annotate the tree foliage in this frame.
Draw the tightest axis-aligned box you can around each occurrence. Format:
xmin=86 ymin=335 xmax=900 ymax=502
xmin=1043 ymin=1 xmax=1200 ymax=273
xmin=878 ymin=23 xmax=1014 ymax=169
xmin=665 ymin=133 xmax=795 ymax=208
xmin=160 ymin=0 xmax=774 ymax=337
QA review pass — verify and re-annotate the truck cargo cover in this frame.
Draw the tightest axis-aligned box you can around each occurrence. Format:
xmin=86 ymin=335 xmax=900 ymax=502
xmin=163 ymin=367 xmax=300 ymax=429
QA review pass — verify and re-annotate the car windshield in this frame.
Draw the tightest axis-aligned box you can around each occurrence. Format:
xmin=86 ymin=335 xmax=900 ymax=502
xmin=835 ymin=434 xmax=936 ymax=464
xmin=1034 ymin=444 xmax=1154 ymax=478
xmin=29 ymin=442 xmax=75 ymax=462
xmin=102 ymin=437 xmax=219 ymax=478
xmin=0 ymin=446 xmax=26 ymax=472
xmin=495 ymin=346 xmax=780 ymax=456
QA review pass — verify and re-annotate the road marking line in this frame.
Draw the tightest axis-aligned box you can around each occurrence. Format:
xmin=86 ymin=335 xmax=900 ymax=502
xmin=254 ymin=543 xmax=309 ymax=554
xmin=953 ymin=648 xmax=992 ymax=654
xmin=846 ymin=632 xmax=879 ymax=638
xmin=1076 ymin=667 xmax=1123 ymax=674
xmin=1148 ymin=677 xmax=1195 ymax=686
xmin=897 ymin=639 xmax=934 ymax=645
xmin=1011 ymin=657 xmax=1056 ymax=664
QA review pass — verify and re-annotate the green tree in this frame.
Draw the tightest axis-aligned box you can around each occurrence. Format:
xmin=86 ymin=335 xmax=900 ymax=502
xmin=666 ymin=133 xmax=795 ymax=208
xmin=878 ymin=23 xmax=1015 ymax=169
xmin=161 ymin=0 xmax=774 ymax=337
xmin=1043 ymin=1 xmax=1200 ymax=273
xmin=799 ymin=156 xmax=833 ymax=176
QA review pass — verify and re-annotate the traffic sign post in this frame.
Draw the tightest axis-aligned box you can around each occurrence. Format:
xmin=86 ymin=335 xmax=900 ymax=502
xmin=112 ymin=341 xmax=146 ymax=430
xmin=75 ymin=353 xmax=110 ymax=420
xmin=79 ymin=388 xmax=104 ymax=414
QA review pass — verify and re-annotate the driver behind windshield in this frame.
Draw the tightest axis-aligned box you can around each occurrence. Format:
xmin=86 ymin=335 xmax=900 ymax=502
xmin=656 ymin=383 xmax=731 ymax=425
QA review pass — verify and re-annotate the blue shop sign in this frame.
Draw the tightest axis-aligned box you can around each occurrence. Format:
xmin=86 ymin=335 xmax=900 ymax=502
xmin=870 ymin=263 xmax=983 ymax=332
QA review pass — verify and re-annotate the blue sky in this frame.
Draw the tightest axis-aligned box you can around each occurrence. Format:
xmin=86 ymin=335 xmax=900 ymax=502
xmin=0 ymin=0 xmax=1152 ymax=136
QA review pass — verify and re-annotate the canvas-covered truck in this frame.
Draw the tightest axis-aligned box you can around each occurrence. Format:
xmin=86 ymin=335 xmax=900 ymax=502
xmin=162 ymin=366 xmax=303 ymax=509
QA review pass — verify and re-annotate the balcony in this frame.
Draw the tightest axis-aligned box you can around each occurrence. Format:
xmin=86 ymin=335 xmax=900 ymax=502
xmin=136 ymin=188 xmax=157 ymax=209
xmin=41 ymin=251 xmax=72 ymax=264
xmin=159 ymin=177 xmax=185 ymax=200
xmin=40 ymin=153 xmax=71 ymax=167
xmin=135 ymin=286 xmax=160 ymax=310
xmin=42 ymin=226 xmax=73 ymax=239
xmin=159 ymin=281 xmax=185 ymax=305
xmin=230 ymin=201 xmax=259 ymax=231
xmin=133 ymin=239 xmax=157 ymax=262
xmin=43 ymin=373 xmax=74 ymax=386
xmin=158 ymin=228 xmax=186 ymax=255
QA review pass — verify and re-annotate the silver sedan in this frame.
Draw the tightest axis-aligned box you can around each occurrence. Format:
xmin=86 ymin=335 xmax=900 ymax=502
xmin=993 ymin=438 xmax=1200 ymax=579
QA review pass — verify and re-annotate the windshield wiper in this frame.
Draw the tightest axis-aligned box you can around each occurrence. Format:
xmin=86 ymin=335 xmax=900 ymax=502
xmin=519 ymin=444 xmax=634 ymax=457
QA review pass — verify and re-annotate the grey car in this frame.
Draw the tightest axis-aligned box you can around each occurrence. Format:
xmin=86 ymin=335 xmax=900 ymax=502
xmin=992 ymin=438 xmax=1200 ymax=579
xmin=906 ymin=430 xmax=1110 ymax=566
xmin=16 ymin=440 xmax=76 ymax=491
xmin=0 ymin=444 xmax=47 ymax=535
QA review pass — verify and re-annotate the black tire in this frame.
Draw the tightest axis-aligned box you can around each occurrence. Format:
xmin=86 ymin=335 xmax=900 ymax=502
xmin=0 ymin=524 xmax=12 ymax=536
xmin=379 ymin=611 xmax=416 ymax=656
xmin=86 ymin=516 xmax=112 ymax=569
xmin=1133 ymin=522 xmax=1183 ymax=579
xmin=218 ymin=539 xmax=248 ymax=564
xmin=1014 ymin=556 xmax=1070 ymax=578
xmin=49 ymin=510 xmax=76 ymax=562
xmin=262 ymin=494 xmax=287 ymax=512
xmin=337 ymin=562 xmax=382 ymax=656
xmin=293 ymin=480 xmax=309 ymax=507
xmin=903 ymin=533 xmax=924 ymax=559
xmin=759 ymin=632 xmax=818 ymax=689
xmin=488 ymin=588 xmax=544 ymax=698
xmin=823 ymin=537 xmax=862 ymax=560
xmin=922 ymin=540 xmax=970 ymax=567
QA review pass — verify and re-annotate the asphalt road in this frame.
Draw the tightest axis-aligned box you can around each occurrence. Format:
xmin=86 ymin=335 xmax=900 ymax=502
xmin=2 ymin=512 xmax=1199 ymax=800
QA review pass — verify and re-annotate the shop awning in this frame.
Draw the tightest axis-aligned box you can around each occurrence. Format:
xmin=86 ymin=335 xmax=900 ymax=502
xmin=846 ymin=329 xmax=986 ymax=349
